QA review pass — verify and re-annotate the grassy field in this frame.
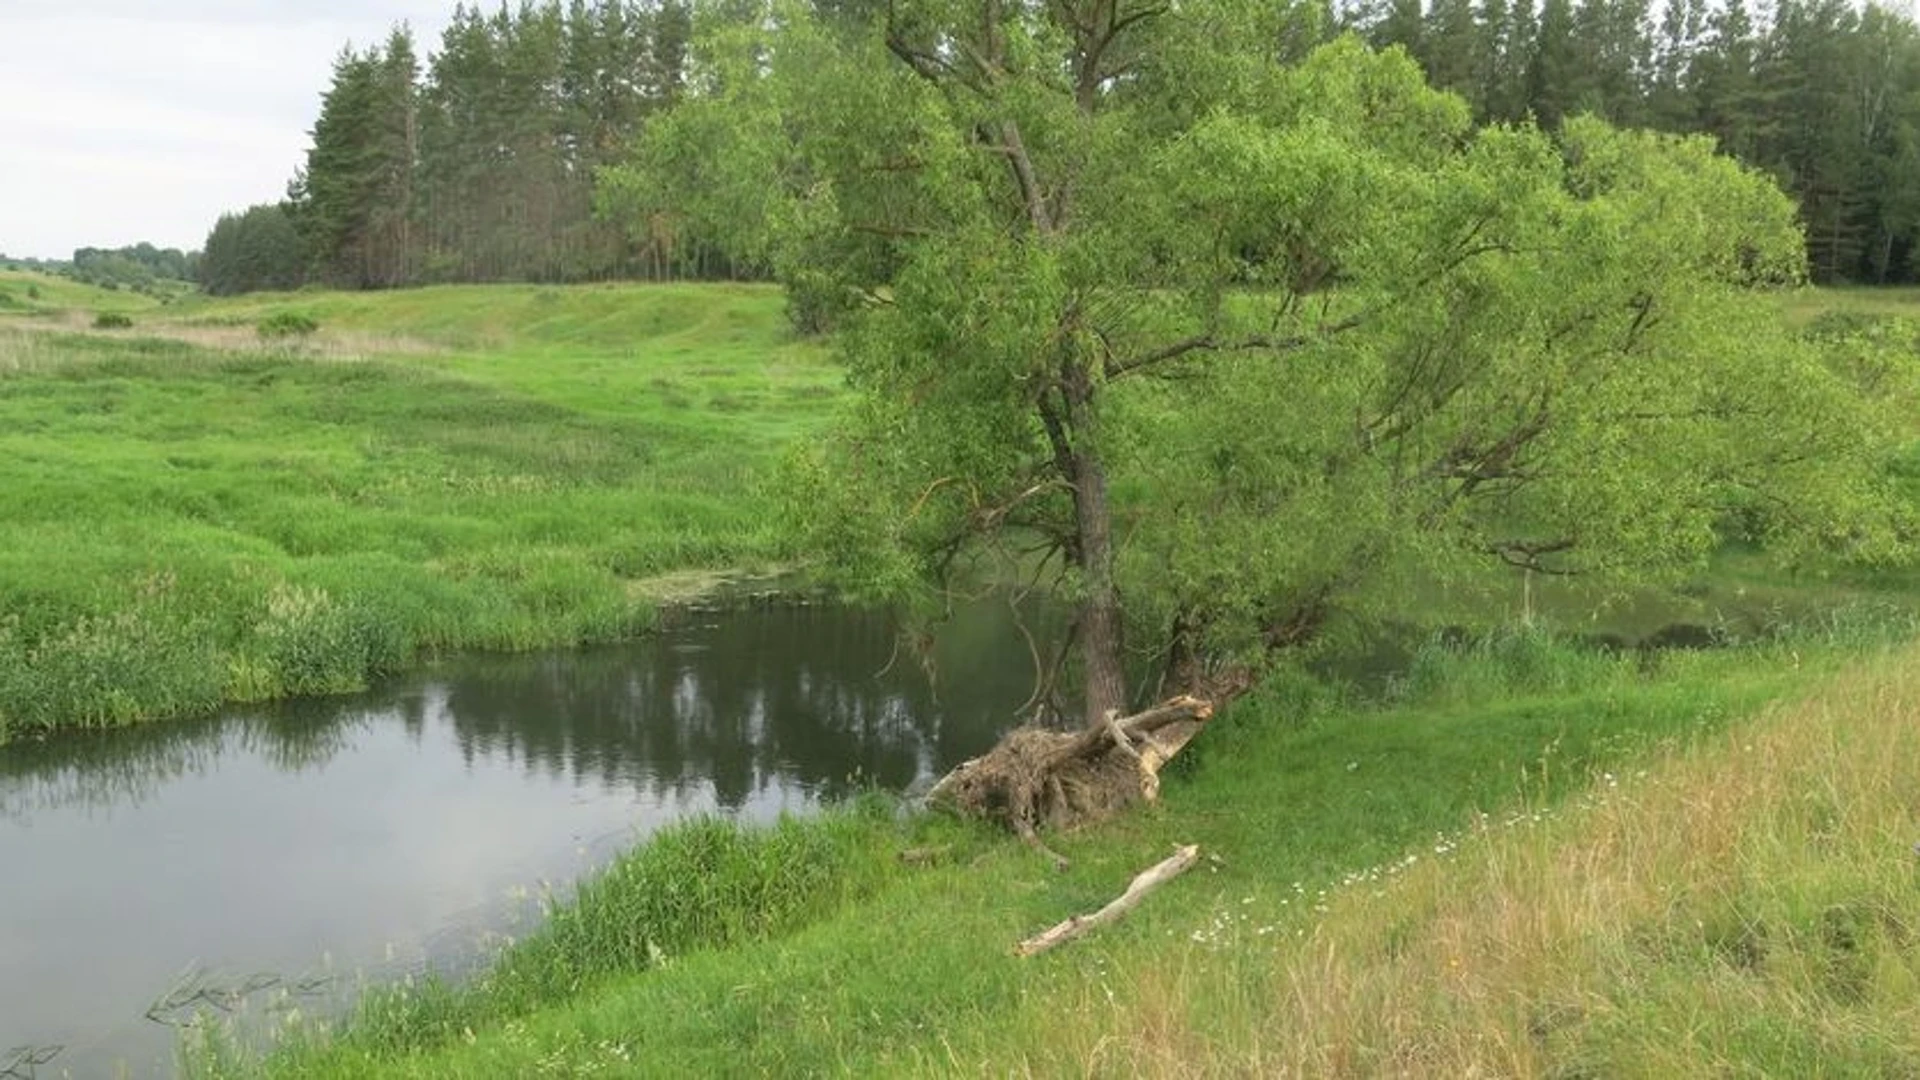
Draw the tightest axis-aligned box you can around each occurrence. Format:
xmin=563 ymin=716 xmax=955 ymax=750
xmin=180 ymin=619 xmax=1920 ymax=1077
xmin=0 ymin=275 xmax=839 ymax=740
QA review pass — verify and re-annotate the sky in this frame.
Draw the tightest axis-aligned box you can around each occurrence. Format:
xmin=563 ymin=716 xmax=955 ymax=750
xmin=0 ymin=1 xmax=457 ymax=260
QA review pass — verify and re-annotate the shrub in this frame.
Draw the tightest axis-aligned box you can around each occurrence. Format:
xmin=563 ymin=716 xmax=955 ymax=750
xmin=92 ymin=311 xmax=133 ymax=330
xmin=257 ymin=311 xmax=320 ymax=340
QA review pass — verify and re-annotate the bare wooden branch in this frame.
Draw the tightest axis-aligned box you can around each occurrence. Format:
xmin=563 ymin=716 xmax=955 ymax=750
xmin=1015 ymin=844 xmax=1201 ymax=956
xmin=1104 ymin=320 xmax=1363 ymax=379
xmin=1069 ymin=694 xmax=1213 ymax=757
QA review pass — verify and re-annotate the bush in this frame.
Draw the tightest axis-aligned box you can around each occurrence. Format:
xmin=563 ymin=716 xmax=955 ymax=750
xmin=257 ymin=311 xmax=320 ymax=340
xmin=92 ymin=311 xmax=133 ymax=330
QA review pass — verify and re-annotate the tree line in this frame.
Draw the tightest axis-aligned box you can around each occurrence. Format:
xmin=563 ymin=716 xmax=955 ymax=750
xmin=205 ymin=0 xmax=730 ymax=294
xmin=3 ymin=245 xmax=199 ymax=296
xmin=1370 ymin=0 xmax=1920 ymax=284
xmin=199 ymin=0 xmax=1920 ymax=294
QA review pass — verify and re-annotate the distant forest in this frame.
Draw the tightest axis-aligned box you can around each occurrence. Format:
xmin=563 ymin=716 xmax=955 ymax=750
xmin=200 ymin=0 xmax=1920 ymax=294
xmin=3 ymin=245 xmax=200 ymax=296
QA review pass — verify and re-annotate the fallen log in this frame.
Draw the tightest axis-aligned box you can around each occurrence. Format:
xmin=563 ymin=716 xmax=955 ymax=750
xmin=925 ymin=695 xmax=1213 ymax=840
xmin=1015 ymin=844 xmax=1201 ymax=956
xmin=897 ymin=844 xmax=953 ymax=866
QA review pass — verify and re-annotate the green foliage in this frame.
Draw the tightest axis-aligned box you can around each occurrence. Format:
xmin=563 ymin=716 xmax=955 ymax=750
xmin=69 ymin=244 xmax=199 ymax=296
xmin=684 ymin=9 xmax=1907 ymax=708
xmin=294 ymin=33 xmax=421 ymax=289
xmin=1367 ymin=0 xmax=1920 ymax=285
xmin=0 ymin=604 xmax=226 ymax=732
xmin=256 ymin=311 xmax=321 ymax=339
xmin=203 ymin=204 xmax=308 ymax=296
xmin=91 ymin=311 xmax=133 ymax=330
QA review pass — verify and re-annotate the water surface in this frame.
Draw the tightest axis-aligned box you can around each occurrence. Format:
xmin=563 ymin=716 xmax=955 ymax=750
xmin=0 ymin=601 xmax=1037 ymax=1077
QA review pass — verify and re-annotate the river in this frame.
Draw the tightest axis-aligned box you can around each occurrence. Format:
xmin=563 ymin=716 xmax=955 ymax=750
xmin=0 ymin=600 xmax=1040 ymax=1077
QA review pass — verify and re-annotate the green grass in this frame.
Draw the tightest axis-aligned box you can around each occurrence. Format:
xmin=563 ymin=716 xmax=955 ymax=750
xmin=0 ymin=281 xmax=841 ymax=740
xmin=0 ymin=269 xmax=160 ymax=317
xmin=178 ymin=619 xmax=1920 ymax=1078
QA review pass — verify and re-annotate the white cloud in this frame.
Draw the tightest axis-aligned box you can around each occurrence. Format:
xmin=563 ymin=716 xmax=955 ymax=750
xmin=0 ymin=2 xmax=452 ymax=259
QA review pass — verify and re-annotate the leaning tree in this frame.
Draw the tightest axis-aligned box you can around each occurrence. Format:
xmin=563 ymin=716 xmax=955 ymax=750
xmin=613 ymin=1 xmax=1911 ymax=835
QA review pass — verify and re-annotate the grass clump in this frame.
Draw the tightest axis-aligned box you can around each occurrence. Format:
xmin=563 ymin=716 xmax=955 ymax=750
xmin=92 ymin=311 xmax=134 ymax=330
xmin=257 ymin=312 xmax=320 ymax=340
xmin=258 ymin=801 xmax=910 ymax=1066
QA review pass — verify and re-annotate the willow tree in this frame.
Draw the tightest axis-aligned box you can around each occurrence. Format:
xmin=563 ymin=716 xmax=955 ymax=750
xmin=620 ymin=3 xmax=1906 ymax=764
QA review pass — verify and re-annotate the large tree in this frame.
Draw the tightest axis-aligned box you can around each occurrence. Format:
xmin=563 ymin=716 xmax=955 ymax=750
xmin=619 ymin=5 xmax=1906 ymax=744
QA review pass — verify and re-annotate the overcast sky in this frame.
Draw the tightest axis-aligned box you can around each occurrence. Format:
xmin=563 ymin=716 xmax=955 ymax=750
xmin=1 ymin=1 xmax=458 ymax=260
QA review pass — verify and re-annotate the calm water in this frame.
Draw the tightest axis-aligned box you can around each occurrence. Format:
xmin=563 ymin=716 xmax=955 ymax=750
xmin=0 ymin=601 xmax=1039 ymax=1078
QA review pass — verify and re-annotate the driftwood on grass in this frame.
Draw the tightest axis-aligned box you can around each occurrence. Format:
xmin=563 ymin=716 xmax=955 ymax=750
xmin=897 ymin=844 xmax=953 ymax=866
xmin=1015 ymin=844 xmax=1201 ymax=956
xmin=924 ymin=695 xmax=1213 ymax=846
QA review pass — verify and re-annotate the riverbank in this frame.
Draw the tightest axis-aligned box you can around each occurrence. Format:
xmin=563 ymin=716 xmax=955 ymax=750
xmin=186 ymin=617 xmax=1920 ymax=1076
xmin=0 ymin=279 xmax=839 ymax=741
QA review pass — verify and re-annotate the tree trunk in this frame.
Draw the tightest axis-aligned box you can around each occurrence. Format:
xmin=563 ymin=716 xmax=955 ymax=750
xmin=1063 ymin=361 xmax=1128 ymax=730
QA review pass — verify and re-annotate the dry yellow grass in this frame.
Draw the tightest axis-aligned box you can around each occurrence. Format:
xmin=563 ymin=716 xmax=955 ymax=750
xmin=992 ymin=647 xmax=1920 ymax=1078
xmin=0 ymin=312 xmax=437 ymax=362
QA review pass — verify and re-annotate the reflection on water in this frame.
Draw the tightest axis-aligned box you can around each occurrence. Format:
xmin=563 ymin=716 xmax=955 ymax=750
xmin=0 ymin=600 xmax=1041 ymax=1078
xmin=433 ymin=602 xmax=1016 ymax=807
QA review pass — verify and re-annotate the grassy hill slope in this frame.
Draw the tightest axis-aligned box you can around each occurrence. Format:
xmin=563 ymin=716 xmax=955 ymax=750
xmin=0 ymin=269 xmax=158 ymax=317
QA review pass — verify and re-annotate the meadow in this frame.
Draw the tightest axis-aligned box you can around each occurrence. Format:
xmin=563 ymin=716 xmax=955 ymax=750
xmin=0 ymin=275 xmax=840 ymax=740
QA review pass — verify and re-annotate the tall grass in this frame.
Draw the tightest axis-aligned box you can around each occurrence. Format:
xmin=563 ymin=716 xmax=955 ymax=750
xmin=988 ymin=640 xmax=1920 ymax=1077
xmin=329 ymin=802 xmax=905 ymax=1060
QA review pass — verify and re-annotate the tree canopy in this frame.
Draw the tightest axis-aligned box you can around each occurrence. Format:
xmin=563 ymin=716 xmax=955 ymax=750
xmin=613 ymin=1 xmax=1912 ymax=725
xmin=200 ymin=204 xmax=308 ymax=296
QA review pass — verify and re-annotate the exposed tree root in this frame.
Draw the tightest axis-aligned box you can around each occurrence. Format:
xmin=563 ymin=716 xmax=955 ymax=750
xmin=925 ymin=695 xmax=1213 ymax=842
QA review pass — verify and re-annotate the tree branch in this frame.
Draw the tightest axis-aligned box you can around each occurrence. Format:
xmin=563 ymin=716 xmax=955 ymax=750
xmin=1015 ymin=845 xmax=1200 ymax=956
